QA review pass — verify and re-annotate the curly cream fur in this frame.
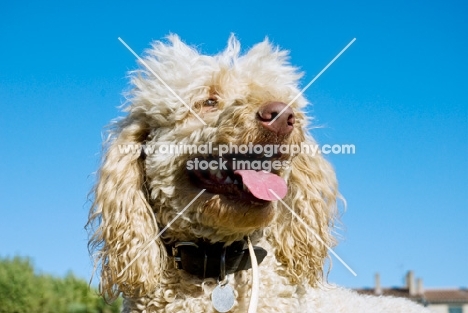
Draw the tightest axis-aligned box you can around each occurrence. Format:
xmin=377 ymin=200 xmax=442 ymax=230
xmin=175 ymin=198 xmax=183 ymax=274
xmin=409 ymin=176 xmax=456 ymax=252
xmin=87 ymin=35 xmax=429 ymax=312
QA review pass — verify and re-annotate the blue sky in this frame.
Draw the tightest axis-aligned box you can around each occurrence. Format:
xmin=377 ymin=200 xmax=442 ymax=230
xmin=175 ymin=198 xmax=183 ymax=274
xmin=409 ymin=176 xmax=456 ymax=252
xmin=0 ymin=0 xmax=466 ymax=290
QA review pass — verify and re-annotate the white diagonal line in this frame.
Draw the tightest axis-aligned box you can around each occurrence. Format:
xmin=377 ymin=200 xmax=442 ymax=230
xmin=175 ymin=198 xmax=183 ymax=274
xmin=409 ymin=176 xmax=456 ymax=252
xmin=118 ymin=37 xmax=207 ymax=126
xmin=268 ymin=38 xmax=356 ymax=125
xmin=118 ymin=189 xmax=206 ymax=276
xmin=269 ymin=189 xmax=357 ymax=276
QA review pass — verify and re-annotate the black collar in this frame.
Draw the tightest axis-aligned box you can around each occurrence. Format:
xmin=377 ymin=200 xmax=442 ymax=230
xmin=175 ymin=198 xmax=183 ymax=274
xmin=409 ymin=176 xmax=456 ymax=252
xmin=166 ymin=239 xmax=267 ymax=280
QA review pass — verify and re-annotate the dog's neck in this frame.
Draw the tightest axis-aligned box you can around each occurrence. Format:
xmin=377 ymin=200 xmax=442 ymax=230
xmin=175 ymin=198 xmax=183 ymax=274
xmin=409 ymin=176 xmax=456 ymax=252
xmin=164 ymin=238 xmax=267 ymax=280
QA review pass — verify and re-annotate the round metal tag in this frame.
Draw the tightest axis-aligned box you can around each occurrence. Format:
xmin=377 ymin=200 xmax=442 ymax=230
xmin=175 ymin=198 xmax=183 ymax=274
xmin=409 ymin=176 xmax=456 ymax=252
xmin=211 ymin=284 xmax=235 ymax=312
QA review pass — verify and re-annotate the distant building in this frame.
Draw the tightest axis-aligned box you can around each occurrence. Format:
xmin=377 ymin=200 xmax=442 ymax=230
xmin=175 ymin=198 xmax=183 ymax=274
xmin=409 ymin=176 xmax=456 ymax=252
xmin=355 ymin=271 xmax=468 ymax=313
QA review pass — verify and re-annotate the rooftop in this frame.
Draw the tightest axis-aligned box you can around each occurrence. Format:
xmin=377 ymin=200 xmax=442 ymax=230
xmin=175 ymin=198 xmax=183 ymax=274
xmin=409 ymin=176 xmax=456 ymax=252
xmin=424 ymin=289 xmax=468 ymax=303
xmin=355 ymin=271 xmax=468 ymax=305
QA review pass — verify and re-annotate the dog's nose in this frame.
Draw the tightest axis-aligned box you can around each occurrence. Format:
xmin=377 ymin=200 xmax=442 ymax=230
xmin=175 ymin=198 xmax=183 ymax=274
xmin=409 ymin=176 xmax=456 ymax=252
xmin=257 ymin=102 xmax=295 ymax=135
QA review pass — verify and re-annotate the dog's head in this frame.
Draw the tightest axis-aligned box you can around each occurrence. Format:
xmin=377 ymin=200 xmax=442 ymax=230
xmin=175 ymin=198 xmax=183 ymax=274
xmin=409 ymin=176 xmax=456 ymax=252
xmin=88 ymin=35 xmax=339 ymax=299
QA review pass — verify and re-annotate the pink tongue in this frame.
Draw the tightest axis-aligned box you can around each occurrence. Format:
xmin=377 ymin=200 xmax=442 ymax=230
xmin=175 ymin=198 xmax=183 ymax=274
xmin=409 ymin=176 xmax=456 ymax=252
xmin=234 ymin=170 xmax=287 ymax=201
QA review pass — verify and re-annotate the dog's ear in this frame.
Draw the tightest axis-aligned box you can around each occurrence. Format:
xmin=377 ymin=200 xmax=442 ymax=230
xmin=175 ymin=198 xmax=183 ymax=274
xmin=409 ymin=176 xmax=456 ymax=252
xmin=87 ymin=115 xmax=166 ymax=300
xmin=268 ymin=139 xmax=339 ymax=287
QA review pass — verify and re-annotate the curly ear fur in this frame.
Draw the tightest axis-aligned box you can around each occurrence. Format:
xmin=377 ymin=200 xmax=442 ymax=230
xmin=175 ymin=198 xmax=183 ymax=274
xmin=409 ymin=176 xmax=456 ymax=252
xmin=268 ymin=137 xmax=339 ymax=287
xmin=87 ymin=116 xmax=166 ymax=300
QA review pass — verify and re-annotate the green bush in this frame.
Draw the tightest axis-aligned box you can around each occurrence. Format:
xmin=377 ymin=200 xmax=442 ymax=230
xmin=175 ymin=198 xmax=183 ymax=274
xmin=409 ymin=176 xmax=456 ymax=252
xmin=0 ymin=256 xmax=122 ymax=313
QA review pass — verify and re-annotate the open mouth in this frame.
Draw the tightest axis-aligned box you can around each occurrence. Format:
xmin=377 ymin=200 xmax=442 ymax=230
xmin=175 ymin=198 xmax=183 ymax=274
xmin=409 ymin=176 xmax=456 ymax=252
xmin=187 ymin=154 xmax=288 ymax=203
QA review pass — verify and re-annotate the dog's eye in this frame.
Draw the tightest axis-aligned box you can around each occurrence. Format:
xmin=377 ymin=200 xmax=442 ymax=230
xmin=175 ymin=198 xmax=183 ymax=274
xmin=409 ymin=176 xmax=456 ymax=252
xmin=204 ymin=98 xmax=218 ymax=107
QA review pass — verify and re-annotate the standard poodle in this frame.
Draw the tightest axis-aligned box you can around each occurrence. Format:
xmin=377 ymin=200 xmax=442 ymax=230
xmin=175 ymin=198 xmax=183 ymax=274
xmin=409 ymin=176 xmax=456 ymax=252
xmin=87 ymin=35 xmax=429 ymax=313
